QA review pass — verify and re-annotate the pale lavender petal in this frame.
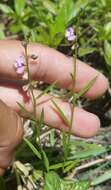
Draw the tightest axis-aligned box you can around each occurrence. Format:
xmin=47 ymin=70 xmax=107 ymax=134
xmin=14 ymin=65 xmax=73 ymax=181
xmin=65 ymin=27 xmax=76 ymax=41
xmin=15 ymin=56 xmax=24 ymax=67
xmin=68 ymin=27 xmax=74 ymax=35
xmin=68 ymin=35 xmax=76 ymax=41
xmin=16 ymin=66 xmax=25 ymax=74
xmin=16 ymin=62 xmax=23 ymax=67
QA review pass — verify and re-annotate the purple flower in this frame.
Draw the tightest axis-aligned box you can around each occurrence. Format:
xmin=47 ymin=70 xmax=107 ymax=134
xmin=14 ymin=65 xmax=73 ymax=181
xmin=14 ymin=56 xmax=25 ymax=74
xmin=65 ymin=27 xmax=76 ymax=41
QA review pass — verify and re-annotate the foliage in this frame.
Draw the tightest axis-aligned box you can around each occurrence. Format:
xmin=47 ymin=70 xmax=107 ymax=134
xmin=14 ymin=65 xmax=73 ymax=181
xmin=0 ymin=0 xmax=111 ymax=190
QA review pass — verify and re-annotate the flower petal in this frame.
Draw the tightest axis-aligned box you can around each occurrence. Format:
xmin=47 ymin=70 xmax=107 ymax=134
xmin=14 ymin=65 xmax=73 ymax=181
xmin=68 ymin=35 xmax=76 ymax=41
xmin=16 ymin=66 xmax=24 ymax=74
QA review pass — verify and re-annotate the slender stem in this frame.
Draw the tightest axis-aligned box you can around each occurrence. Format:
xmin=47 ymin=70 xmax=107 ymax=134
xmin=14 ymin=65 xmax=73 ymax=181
xmin=24 ymin=43 xmax=41 ymax=145
xmin=70 ymin=45 xmax=77 ymax=125
xmin=24 ymin=44 xmax=36 ymax=117
xmin=68 ymin=35 xmax=78 ymax=143
xmin=67 ymin=5 xmax=84 ymax=144
xmin=62 ymin=31 xmax=78 ymax=160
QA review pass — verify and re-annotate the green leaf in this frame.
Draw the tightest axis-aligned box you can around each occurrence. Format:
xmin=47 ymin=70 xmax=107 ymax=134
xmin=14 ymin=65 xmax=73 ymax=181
xmin=73 ymin=146 xmax=106 ymax=159
xmin=48 ymin=0 xmax=75 ymax=46
xmin=78 ymin=47 xmax=96 ymax=57
xmin=0 ymin=25 xmax=5 ymax=39
xmin=17 ymin=102 xmax=33 ymax=119
xmin=104 ymin=22 xmax=111 ymax=36
xmin=0 ymin=3 xmax=13 ymax=14
xmin=71 ymin=0 xmax=90 ymax=18
xmin=62 ymin=180 xmax=90 ymax=190
xmin=63 ymin=160 xmax=78 ymax=173
xmin=74 ymin=75 xmax=98 ymax=101
xmin=24 ymin=138 xmax=42 ymax=160
xmin=50 ymin=0 xmax=75 ymax=36
xmin=10 ymin=23 xmax=22 ymax=34
xmin=38 ymin=109 xmax=44 ymax=129
xmin=35 ymin=81 xmax=57 ymax=100
xmin=42 ymin=0 xmax=57 ymax=15
xmin=41 ymin=149 xmax=49 ymax=172
xmin=104 ymin=40 xmax=111 ymax=65
xmin=69 ymin=140 xmax=106 ymax=159
xmin=48 ymin=0 xmax=90 ymax=46
xmin=92 ymin=170 xmax=111 ymax=186
xmin=44 ymin=171 xmax=61 ymax=190
xmin=49 ymin=161 xmax=73 ymax=170
xmin=44 ymin=172 xmax=90 ymax=190
xmin=32 ymin=169 xmax=43 ymax=181
xmin=14 ymin=0 xmax=25 ymax=16
xmin=57 ymin=0 xmax=75 ymax=25
xmin=52 ymin=100 xmax=70 ymax=127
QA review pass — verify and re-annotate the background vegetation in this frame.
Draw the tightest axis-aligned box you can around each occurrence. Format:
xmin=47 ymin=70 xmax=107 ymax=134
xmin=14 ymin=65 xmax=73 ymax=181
xmin=0 ymin=0 xmax=111 ymax=189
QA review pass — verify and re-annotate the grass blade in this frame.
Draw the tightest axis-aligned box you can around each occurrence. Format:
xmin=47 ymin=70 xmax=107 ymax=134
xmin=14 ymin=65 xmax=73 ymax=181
xmin=92 ymin=170 xmax=111 ymax=186
xmin=74 ymin=75 xmax=98 ymax=101
xmin=24 ymin=138 xmax=42 ymax=160
xmin=52 ymin=100 xmax=70 ymax=127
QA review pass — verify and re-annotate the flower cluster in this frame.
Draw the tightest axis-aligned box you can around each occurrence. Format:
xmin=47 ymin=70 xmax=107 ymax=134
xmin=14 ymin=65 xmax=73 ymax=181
xmin=14 ymin=56 xmax=25 ymax=74
xmin=14 ymin=53 xmax=38 ymax=94
xmin=65 ymin=27 xmax=76 ymax=41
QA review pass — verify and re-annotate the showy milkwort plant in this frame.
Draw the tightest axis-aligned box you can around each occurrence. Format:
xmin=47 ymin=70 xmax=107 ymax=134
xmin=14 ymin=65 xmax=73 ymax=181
xmin=0 ymin=0 xmax=110 ymax=189
xmin=51 ymin=25 xmax=98 ymax=161
xmin=62 ymin=26 xmax=78 ymax=159
xmin=13 ymin=29 xmax=98 ymax=189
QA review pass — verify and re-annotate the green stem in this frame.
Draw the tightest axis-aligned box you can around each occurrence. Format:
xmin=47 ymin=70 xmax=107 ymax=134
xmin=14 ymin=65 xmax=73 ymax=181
xmin=62 ymin=37 xmax=78 ymax=161
xmin=24 ymin=43 xmax=41 ymax=145
xmin=24 ymin=44 xmax=36 ymax=117
xmin=68 ymin=35 xmax=78 ymax=144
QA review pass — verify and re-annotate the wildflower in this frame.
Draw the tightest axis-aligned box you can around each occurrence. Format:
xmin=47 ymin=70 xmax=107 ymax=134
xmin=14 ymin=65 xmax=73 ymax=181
xmin=65 ymin=27 xmax=76 ymax=41
xmin=14 ymin=54 xmax=38 ymax=78
xmin=14 ymin=56 xmax=25 ymax=75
